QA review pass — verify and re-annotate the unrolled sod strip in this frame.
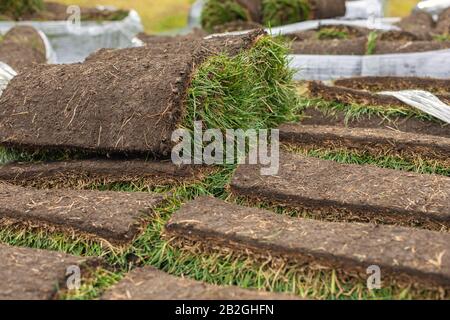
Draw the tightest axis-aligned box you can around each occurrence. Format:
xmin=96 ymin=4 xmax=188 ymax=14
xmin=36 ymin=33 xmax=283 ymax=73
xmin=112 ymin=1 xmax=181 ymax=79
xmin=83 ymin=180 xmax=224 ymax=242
xmin=0 ymin=159 xmax=213 ymax=189
xmin=230 ymin=151 xmax=450 ymax=230
xmin=307 ymin=81 xmax=450 ymax=108
xmin=0 ymin=26 xmax=47 ymax=72
xmin=279 ymin=124 xmax=450 ymax=165
xmin=334 ymin=76 xmax=450 ymax=95
xmin=164 ymin=197 xmax=450 ymax=290
xmin=0 ymin=30 xmax=266 ymax=156
xmin=0 ymin=243 xmax=100 ymax=300
xmin=0 ymin=183 xmax=165 ymax=245
xmin=300 ymin=108 xmax=450 ymax=138
xmin=101 ymin=266 xmax=298 ymax=300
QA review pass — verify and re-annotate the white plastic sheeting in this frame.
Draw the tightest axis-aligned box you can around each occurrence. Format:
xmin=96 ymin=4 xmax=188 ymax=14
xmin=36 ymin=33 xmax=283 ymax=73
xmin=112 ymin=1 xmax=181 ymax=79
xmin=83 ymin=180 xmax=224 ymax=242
xmin=416 ymin=0 xmax=450 ymax=15
xmin=380 ymin=90 xmax=450 ymax=124
xmin=0 ymin=62 xmax=16 ymax=97
xmin=291 ymin=49 xmax=450 ymax=80
xmin=0 ymin=10 xmax=143 ymax=63
xmin=188 ymin=0 xmax=386 ymax=29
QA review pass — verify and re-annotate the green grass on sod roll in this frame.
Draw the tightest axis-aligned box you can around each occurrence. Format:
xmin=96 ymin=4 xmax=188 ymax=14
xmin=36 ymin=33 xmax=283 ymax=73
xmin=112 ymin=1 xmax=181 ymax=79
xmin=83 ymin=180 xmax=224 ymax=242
xmin=184 ymin=36 xmax=300 ymax=132
xmin=262 ymin=0 xmax=310 ymax=27
xmin=200 ymin=0 xmax=250 ymax=33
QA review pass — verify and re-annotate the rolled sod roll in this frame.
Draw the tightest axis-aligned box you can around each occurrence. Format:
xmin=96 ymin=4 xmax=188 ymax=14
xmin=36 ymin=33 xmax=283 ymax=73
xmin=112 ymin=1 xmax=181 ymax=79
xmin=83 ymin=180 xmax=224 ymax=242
xmin=0 ymin=26 xmax=46 ymax=72
xmin=397 ymin=10 xmax=435 ymax=40
xmin=308 ymin=0 xmax=346 ymax=19
xmin=436 ymin=7 xmax=450 ymax=35
xmin=0 ymin=30 xmax=298 ymax=157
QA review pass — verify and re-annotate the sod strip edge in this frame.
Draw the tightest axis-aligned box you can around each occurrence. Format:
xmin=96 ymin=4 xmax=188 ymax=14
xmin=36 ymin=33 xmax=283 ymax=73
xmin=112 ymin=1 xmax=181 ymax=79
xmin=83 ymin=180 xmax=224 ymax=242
xmin=0 ymin=243 xmax=100 ymax=300
xmin=101 ymin=266 xmax=299 ymax=300
xmin=0 ymin=159 xmax=213 ymax=189
xmin=300 ymin=106 xmax=450 ymax=138
xmin=278 ymin=123 xmax=450 ymax=166
xmin=230 ymin=151 xmax=450 ymax=231
xmin=164 ymin=197 xmax=450 ymax=290
xmin=0 ymin=183 xmax=165 ymax=245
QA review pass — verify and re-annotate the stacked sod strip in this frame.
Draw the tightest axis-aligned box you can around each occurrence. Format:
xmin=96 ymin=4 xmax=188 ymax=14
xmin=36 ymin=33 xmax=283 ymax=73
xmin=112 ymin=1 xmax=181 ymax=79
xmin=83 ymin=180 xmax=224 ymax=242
xmin=0 ymin=243 xmax=100 ymax=300
xmin=102 ymin=266 xmax=298 ymax=300
xmin=279 ymin=124 xmax=450 ymax=167
xmin=0 ymin=26 xmax=46 ymax=72
xmin=302 ymin=79 xmax=450 ymax=131
xmin=279 ymin=78 xmax=450 ymax=175
xmin=201 ymin=0 xmax=346 ymax=32
xmin=0 ymin=160 xmax=213 ymax=189
xmin=164 ymin=197 xmax=450 ymax=291
xmin=334 ymin=76 xmax=450 ymax=94
xmin=0 ymin=30 xmax=297 ymax=156
xmin=230 ymin=151 xmax=450 ymax=231
xmin=0 ymin=183 xmax=165 ymax=245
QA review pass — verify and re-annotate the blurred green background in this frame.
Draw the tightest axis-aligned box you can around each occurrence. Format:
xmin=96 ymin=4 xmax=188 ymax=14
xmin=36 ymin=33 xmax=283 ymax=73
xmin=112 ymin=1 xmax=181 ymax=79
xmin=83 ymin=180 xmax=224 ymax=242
xmin=53 ymin=0 xmax=421 ymax=33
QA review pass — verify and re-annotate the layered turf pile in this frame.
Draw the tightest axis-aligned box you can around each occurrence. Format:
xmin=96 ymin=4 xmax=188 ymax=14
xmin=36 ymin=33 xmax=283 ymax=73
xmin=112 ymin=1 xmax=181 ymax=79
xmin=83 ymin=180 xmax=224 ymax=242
xmin=286 ymin=78 xmax=450 ymax=167
xmin=0 ymin=11 xmax=449 ymax=300
xmin=201 ymin=0 xmax=346 ymax=32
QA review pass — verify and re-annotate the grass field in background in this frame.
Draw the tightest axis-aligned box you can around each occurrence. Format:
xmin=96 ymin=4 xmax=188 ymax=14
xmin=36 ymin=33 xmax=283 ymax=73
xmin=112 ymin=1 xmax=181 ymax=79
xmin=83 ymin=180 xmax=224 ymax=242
xmin=52 ymin=0 xmax=421 ymax=33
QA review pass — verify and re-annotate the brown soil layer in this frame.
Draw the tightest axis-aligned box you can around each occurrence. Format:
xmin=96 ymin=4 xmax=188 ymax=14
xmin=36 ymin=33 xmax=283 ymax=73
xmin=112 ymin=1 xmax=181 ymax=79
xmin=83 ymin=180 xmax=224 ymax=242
xmin=334 ymin=76 xmax=450 ymax=95
xmin=436 ymin=7 xmax=450 ymax=35
xmin=0 ymin=26 xmax=46 ymax=72
xmin=286 ymin=25 xmax=369 ymax=41
xmin=308 ymin=81 xmax=450 ymax=108
xmin=279 ymin=123 xmax=450 ymax=166
xmin=308 ymin=0 xmax=347 ymax=20
xmin=0 ymin=243 xmax=100 ymax=300
xmin=230 ymin=151 xmax=450 ymax=231
xmin=396 ymin=11 xmax=435 ymax=40
xmin=373 ymin=40 xmax=450 ymax=54
xmin=88 ymin=30 xmax=263 ymax=62
xmin=300 ymin=108 xmax=450 ymax=138
xmin=2 ymin=2 xmax=129 ymax=21
xmin=164 ymin=197 xmax=450 ymax=290
xmin=212 ymin=21 xmax=263 ymax=33
xmin=101 ymin=266 xmax=298 ymax=300
xmin=0 ymin=159 xmax=212 ymax=189
xmin=0 ymin=30 xmax=265 ymax=156
xmin=135 ymin=29 xmax=207 ymax=46
xmin=291 ymin=38 xmax=367 ymax=55
xmin=0 ymin=183 xmax=165 ymax=244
